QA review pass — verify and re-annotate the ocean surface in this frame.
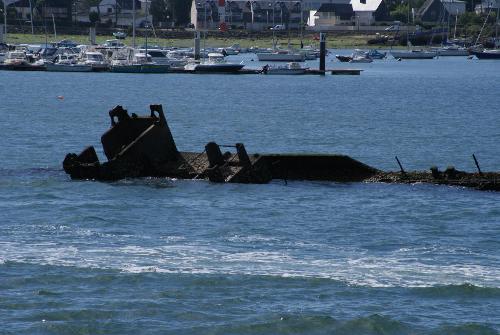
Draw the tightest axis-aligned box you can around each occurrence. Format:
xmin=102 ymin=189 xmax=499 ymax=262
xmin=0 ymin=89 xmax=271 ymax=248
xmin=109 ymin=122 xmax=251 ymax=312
xmin=0 ymin=51 xmax=499 ymax=334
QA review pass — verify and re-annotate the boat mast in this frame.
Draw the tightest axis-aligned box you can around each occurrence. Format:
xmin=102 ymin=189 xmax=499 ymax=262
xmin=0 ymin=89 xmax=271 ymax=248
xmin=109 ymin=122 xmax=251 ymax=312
xmin=407 ymin=0 xmax=410 ymax=49
xmin=3 ymin=0 xmax=7 ymax=43
xmin=453 ymin=9 xmax=458 ymax=39
xmin=475 ymin=5 xmax=493 ymax=45
xmin=496 ymin=6 xmax=499 ymax=44
xmin=133 ymin=0 xmax=136 ymax=48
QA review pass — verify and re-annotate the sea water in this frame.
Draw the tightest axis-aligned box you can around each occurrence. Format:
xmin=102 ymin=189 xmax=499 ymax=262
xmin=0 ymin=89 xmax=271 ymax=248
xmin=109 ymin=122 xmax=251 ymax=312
xmin=0 ymin=53 xmax=499 ymax=334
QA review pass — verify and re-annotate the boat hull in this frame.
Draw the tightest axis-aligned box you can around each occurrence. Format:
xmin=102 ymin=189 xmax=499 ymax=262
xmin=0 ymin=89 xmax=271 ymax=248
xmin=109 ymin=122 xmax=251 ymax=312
xmin=188 ymin=64 xmax=244 ymax=73
xmin=256 ymin=53 xmax=305 ymax=62
xmin=471 ymin=50 xmax=500 ymax=59
xmin=336 ymin=55 xmax=352 ymax=62
xmin=0 ymin=63 xmax=46 ymax=71
xmin=110 ymin=64 xmax=170 ymax=73
xmin=265 ymin=69 xmax=307 ymax=75
xmin=390 ymin=51 xmax=436 ymax=59
xmin=46 ymin=63 xmax=93 ymax=72
xmin=435 ymin=49 xmax=469 ymax=56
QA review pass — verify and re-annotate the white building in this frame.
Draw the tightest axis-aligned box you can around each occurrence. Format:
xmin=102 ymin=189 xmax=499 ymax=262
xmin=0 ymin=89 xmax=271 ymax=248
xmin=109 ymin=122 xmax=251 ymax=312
xmin=77 ymin=0 xmax=148 ymax=27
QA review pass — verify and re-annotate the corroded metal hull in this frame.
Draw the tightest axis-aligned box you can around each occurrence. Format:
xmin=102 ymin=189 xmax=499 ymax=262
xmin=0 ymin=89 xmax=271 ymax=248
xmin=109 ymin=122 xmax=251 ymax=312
xmin=62 ymin=105 xmax=500 ymax=191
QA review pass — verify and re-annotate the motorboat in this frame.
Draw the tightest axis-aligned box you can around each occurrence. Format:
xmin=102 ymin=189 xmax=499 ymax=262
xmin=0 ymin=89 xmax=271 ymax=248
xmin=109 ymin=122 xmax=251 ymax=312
xmin=137 ymin=48 xmax=187 ymax=69
xmin=80 ymin=51 xmax=109 ymax=71
xmin=0 ymin=50 xmax=46 ymax=70
xmin=46 ymin=54 xmax=93 ymax=72
xmin=349 ymin=54 xmax=373 ymax=63
xmin=366 ymin=49 xmax=386 ymax=59
xmin=262 ymin=62 xmax=308 ymax=75
xmin=110 ymin=52 xmax=170 ymax=73
xmin=3 ymin=50 xmax=29 ymax=66
xmin=256 ymin=50 xmax=306 ymax=62
xmin=336 ymin=55 xmax=352 ymax=62
xmin=184 ymin=53 xmax=244 ymax=73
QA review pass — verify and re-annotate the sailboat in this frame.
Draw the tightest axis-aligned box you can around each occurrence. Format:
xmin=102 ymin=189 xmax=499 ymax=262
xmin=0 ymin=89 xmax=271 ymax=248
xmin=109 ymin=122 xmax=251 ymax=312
xmin=431 ymin=8 xmax=468 ymax=56
xmin=469 ymin=5 xmax=500 ymax=59
xmin=390 ymin=0 xmax=436 ymax=59
xmin=256 ymin=3 xmax=305 ymax=62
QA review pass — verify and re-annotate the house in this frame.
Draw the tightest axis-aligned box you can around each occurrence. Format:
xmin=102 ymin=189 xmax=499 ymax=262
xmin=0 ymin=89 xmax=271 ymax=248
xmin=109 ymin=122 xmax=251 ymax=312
xmin=77 ymin=0 xmax=145 ymax=27
xmin=474 ymin=0 xmax=500 ymax=13
xmin=9 ymin=0 xmax=71 ymax=21
xmin=417 ymin=0 xmax=466 ymax=22
xmin=190 ymin=0 xmax=307 ymax=31
xmin=309 ymin=1 xmax=355 ymax=27
xmin=350 ymin=0 xmax=390 ymax=25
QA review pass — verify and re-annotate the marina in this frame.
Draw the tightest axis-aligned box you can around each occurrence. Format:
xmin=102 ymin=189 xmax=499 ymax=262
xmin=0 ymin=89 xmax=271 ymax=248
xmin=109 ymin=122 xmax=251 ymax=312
xmin=1 ymin=41 xmax=499 ymax=334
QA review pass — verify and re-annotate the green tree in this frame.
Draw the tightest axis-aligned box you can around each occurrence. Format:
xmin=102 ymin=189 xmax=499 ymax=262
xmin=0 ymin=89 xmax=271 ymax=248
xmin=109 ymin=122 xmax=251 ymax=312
xmin=168 ymin=0 xmax=191 ymax=25
xmin=89 ymin=10 xmax=100 ymax=24
xmin=150 ymin=0 xmax=169 ymax=25
xmin=390 ymin=3 xmax=409 ymax=23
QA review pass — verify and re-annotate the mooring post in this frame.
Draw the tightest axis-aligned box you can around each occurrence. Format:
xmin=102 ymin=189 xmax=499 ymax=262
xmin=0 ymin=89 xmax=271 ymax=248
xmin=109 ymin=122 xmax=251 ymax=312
xmin=205 ymin=142 xmax=225 ymax=168
xmin=395 ymin=156 xmax=406 ymax=174
xmin=319 ymin=32 xmax=326 ymax=75
xmin=472 ymin=154 xmax=483 ymax=176
xmin=194 ymin=31 xmax=201 ymax=60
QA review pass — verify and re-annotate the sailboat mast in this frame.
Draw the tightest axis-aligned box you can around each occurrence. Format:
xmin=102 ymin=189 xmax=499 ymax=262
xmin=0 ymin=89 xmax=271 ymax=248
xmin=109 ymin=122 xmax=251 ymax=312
xmin=496 ymin=6 xmax=499 ymax=43
xmin=407 ymin=0 xmax=410 ymax=48
xmin=453 ymin=9 xmax=458 ymax=39
xmin=3 ymin=0 xmax=7 ymax=43
xmin=133 ymin=0 xmax=136 ymax=48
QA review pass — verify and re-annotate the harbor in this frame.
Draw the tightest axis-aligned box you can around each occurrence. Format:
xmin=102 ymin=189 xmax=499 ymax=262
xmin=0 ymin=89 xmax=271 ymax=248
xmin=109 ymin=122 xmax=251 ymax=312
xmin=1 ymin=0 xmax=500 ymax=332
xmin=1 ymin=35 xmax=499 ymax=334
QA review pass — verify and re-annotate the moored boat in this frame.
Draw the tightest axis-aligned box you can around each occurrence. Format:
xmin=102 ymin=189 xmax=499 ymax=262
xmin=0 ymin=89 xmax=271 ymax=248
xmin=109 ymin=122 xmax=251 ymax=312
xmin=262 ymin=62 xmax=308 ymax=75
xmin=470 ymin=49 xmax=500 ymax=59
xmin=110 ymin=52 xmax=170 ymax=73
xmin=184 ymin=53 xmax=244 ymax=73
xmin=256 ymin=50 xmax=305 ymax=62
xmin=390 ymin=49 xmax=437 ymax=59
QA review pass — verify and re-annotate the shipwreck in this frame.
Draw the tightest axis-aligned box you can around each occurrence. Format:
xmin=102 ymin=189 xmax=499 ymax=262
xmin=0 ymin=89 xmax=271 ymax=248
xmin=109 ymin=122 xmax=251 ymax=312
xmin=63 ymin=104 xmax=500 ymax=191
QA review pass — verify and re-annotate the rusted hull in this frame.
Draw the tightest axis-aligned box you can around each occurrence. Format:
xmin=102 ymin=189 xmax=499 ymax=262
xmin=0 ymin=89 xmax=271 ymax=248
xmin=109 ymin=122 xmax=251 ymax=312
xmin=62 ymin=104 xmax=500 ymax=191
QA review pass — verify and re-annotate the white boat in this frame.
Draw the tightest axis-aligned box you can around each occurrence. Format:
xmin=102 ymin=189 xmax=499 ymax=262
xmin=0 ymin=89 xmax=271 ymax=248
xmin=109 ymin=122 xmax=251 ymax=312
xmin=80 ymin=51 xmax=109 ymax=71
xmin=390 ymin=49 xmax=437 ymax=59
xmin=110 ymin=51 xmax=170 ymax=73
xmin=184 ymin=53 xmax=244 ymax=73
xmin=263 ymin=62 xmax=308 ymax=75
xmin=3 ymin=51 xmax=30 ymax=66
xmin=46 ymin=54 xmax=92 ymax=72
xmin=137 ymin=48 xmax=187 ymax=69
xmin=256 ymin=50 xmax=306 ymax=62
xmin=350 ymin=54 xmax=373 ymax=63
xmin=432 ymin=44 xmax=469 ymax=56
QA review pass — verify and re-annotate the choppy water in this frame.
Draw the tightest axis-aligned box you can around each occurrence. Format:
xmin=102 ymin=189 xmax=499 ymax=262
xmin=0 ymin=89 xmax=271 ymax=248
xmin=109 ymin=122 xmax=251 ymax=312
xmin=0 ymin=52 xmax=499 ymax=334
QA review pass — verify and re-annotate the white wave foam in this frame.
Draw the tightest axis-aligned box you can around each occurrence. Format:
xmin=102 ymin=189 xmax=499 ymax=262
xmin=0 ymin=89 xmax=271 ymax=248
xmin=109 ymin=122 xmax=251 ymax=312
xmin=1 ymin=240 xmax=499 ymax=288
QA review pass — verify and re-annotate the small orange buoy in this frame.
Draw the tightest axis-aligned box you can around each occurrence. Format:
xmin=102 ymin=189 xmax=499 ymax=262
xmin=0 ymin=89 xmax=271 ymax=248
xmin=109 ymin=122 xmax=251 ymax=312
xmin=57 ymin=96 xmax=64 ymax=100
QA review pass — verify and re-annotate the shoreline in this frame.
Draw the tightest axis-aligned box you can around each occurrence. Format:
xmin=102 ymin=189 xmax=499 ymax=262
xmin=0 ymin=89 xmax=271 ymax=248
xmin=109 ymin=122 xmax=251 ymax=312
xmin=4 ymin=31 xmax=389 ymax=49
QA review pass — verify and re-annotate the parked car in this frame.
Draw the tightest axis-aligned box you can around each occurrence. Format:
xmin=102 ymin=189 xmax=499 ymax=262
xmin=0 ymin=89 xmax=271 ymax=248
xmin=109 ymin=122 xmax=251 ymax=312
xmin=270 ymin=24 xmax=285 ymax=30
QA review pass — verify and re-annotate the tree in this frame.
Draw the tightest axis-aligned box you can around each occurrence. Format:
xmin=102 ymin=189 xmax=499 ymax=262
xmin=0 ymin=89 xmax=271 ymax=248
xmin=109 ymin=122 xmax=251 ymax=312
xmin=89 ymin=10 xmax=100 ymax=24
xmin=150 ymin=0 xmax=169 ymax=25
xmin=168 ymin=0 xmax=191 ymax=25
